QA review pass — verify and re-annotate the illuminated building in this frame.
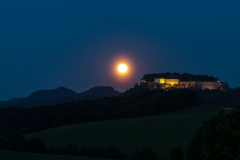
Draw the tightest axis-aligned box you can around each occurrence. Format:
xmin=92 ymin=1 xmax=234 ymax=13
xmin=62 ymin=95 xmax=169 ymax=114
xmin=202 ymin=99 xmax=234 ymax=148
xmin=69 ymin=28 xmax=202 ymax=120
xmin=140 ymin=76 xmax=229 ymax=91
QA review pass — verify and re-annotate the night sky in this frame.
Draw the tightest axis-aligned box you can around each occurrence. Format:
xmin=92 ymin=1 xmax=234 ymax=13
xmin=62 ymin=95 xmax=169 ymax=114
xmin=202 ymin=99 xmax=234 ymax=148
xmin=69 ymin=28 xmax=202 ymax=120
xmin=1 ymin=1 xmax=240 ymax=100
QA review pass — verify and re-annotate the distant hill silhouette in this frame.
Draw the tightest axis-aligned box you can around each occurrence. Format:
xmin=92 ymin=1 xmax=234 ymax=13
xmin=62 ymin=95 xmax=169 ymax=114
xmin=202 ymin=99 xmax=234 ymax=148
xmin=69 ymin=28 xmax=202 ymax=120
xmin=73 ymin=86 xmax=121 ymax=101
xmin=7 ymin=87 xmax=77 ymax=103
xmin=0 ymin=86 xmax=121 ymax=108
xmin=79 ymin=86 xmax=120 ymax=96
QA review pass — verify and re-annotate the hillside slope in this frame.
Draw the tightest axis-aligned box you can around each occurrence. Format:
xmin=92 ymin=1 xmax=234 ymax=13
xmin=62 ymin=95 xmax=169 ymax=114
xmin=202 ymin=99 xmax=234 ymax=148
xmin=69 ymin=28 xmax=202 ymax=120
xmin=24 ymin=106 xmax=226 ymax=160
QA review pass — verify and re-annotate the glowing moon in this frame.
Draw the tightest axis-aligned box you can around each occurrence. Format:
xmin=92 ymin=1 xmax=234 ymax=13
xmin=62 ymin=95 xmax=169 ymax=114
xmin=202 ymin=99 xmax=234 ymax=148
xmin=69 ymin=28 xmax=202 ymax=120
xmin=118 ymin=64 xmax=128 ymax=73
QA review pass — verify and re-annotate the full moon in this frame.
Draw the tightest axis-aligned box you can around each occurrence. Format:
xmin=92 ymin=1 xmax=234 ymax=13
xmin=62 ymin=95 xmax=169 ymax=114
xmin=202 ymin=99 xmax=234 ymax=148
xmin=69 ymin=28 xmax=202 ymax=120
xmin=118 ymin=64 xmax=128 ymax=73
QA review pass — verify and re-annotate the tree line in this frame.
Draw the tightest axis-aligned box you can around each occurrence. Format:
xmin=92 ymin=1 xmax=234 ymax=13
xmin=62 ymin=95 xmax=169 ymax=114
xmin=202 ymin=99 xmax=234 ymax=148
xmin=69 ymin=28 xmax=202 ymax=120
xmin=0 ymin=129 xmax=125 ymax=159
xmin=197 ymin=88 xmax=240 ymax=107
xmin=0 ymin=128 xmax=185 ymax=160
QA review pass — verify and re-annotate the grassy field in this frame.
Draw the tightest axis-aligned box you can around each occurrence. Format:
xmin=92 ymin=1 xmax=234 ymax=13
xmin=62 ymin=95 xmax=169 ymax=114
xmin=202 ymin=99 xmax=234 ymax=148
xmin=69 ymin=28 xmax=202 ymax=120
xmin=25 ymin=106 xmax=227 ymax=159
xmin=0 ymin=150 xmax=113 ymax=160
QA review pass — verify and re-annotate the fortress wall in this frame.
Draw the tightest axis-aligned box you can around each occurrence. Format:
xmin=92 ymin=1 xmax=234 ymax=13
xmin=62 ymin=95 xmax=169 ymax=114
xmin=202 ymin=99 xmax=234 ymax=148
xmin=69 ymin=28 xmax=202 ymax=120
xmin=141 ymin=79 xmax=228 ymax=91
xmin=179 ymin=81 xmax=218 ymax=90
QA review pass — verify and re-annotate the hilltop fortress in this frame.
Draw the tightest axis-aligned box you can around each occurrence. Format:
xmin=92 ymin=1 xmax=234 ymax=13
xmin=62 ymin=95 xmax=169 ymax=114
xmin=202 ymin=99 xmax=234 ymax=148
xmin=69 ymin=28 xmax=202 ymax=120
xmin=140 ymin=72 xmax=229 ymax=91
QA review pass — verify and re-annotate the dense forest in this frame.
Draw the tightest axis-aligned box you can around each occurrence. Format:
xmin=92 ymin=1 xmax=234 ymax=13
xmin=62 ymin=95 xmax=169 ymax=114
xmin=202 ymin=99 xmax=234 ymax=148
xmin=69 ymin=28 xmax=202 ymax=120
xmin=197 ymin=88 xmax=240 ymax=107
xmin=0 ymin=88 xmax=200 ymax=134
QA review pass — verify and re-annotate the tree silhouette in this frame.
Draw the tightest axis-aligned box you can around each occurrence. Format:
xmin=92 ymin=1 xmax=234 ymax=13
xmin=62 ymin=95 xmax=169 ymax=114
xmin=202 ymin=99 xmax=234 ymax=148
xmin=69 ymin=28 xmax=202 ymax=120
xmin=27 ymin=137 xmax=46 ymax=153
xmin=170 ymin=147 xmax=183 ymax=160
xmin=187 ymin=105 xmax=240 ymax=160
xmin=0 ymin=129 xmax=27 ymax=151
xmin=64 ymin=144 xmax=79 ymax=156
xmin=140 ymin=149 xmax=156 ymax=160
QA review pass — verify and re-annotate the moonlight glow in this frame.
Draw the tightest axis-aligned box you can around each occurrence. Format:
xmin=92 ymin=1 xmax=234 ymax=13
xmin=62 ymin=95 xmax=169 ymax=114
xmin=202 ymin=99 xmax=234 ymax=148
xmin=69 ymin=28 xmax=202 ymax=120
xmin=110 ymin=54 xmax=134 ymax=84
xmin=118 ymin=64 xmax=128 ymax=73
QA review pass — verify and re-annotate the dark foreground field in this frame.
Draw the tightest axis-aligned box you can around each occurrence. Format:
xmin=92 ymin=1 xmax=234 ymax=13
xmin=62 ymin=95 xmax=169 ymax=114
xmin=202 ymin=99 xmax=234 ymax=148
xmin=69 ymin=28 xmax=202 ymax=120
xmin=0 ymin=150 xmax=113 ymax=160
xmin=24 ymin=105 xmax=228 ymax=160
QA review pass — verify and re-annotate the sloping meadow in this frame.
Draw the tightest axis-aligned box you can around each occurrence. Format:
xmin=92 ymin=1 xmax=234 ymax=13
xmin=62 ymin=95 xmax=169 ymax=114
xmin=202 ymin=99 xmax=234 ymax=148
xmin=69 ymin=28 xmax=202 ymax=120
xmin=25 ymin=106 xmax=224 ymax=160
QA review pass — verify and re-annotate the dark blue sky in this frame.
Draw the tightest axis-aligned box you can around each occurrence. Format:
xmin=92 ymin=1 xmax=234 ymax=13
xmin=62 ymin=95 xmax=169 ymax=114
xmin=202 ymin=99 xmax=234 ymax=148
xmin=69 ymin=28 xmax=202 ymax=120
xmin=1 ymin=1 xmax=240 ymax=100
